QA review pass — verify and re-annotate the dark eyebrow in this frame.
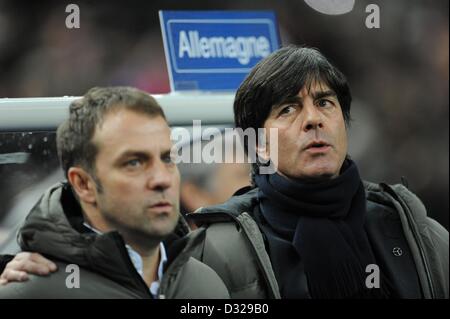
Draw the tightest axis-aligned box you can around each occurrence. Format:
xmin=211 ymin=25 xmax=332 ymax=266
xmin=273 ymin=90 xmax=338 ymax=113
xmin=276 ymin=90 xmax=337 ymax=107
xmin=275 ymin=96 xmax=302 ymax=109
xmin=117 ymin=151 xmax=150 ymax=162
xmin=311 ymin=90 xmax=337 ymax=101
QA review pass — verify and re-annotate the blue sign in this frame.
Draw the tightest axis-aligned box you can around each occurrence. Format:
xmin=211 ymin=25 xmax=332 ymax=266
xmin=159 ymin=11 xmax=280 ymax=92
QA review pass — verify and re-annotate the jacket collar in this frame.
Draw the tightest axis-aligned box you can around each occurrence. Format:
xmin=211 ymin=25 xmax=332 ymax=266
xmin=18 ymin=181 xmax=191 ymax=297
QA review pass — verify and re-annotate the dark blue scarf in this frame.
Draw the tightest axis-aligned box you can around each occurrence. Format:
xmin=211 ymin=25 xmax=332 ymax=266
xmin=255 ymin=160 xmax=388 ymax=298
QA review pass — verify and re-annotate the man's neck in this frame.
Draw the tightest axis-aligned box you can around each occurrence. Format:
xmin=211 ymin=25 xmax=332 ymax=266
xmin=103 ymin=231 xmax=162 ymax=287
xmin=82 ymin=216 xmax=162 ymax=287
xmin=138 ymin=246 xmax=161 ymax=287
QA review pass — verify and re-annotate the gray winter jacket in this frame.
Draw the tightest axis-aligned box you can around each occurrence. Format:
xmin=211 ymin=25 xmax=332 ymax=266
xmin=187 ymin=182 xmax=449 ymax=299
xmin=0 ymin=182 xmax=229 ymax=299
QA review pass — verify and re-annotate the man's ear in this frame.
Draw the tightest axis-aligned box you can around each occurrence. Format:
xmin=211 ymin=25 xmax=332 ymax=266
xmin=255 ymin=126 xmax=273 ymax=164
xmin=256 ymin=142 xmax=270 ymax=164
xmin=67 ymin=167 xmax=97 ymax=205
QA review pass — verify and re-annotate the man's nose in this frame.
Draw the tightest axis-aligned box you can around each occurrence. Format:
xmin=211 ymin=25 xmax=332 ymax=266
xmin=146 ymin=161 xmax=173 ymax=191
xmin=302 ymin=102 xmax=323 ymax=132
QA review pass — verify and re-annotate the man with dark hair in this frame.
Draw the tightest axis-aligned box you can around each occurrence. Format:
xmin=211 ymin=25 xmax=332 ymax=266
xmin=0 ymin=87 xmax=229 ymax=298
xmin=187 ymin=46 xmax=448 ymax=299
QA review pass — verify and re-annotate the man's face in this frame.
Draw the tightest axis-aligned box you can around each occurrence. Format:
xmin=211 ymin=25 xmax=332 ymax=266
xmin=91 ymin=110 xmax=180 ymax=243
xmin=262 ymin=81 xmax=348 ymax=180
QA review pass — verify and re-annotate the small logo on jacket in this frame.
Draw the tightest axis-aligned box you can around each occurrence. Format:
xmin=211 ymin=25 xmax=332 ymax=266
xmin=392 ymin=247 xmax=403 ymax=257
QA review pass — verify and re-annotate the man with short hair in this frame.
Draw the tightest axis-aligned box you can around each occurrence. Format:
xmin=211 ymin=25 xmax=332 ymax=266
xmin=187 ymin=46 xmax=449 ymax=299
xmin=0 ymin=87 xmax=229 ymax=298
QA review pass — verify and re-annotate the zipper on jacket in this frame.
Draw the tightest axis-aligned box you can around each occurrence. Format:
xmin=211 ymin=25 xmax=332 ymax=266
xmin=157 ymin=229 xmax=205 ymax=298
xmin=111 ymin=232 xmax=154 ymax=299
xmin=381 ymin=183 xmax=436 ymax=298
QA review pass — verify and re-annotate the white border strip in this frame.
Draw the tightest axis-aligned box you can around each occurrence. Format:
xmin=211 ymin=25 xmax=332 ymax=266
xmin=0 ymin=93 xmax=235 ymax=131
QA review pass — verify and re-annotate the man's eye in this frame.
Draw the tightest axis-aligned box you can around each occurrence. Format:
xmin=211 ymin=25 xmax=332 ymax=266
xmin=279 ymin=105 xmax=296 ymax=116
xmin=162 ymin=154 xmax=174 ymax=164
xmin=317 ymin=99 xmax=333 ymax=108
xmin=125 ymin=159 xmax=142 ymax=167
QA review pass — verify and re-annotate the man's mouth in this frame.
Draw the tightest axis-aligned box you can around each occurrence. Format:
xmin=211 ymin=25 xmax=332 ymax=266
xmin=149 ymin=201 xmax=173 ymax=211
xmin=152 ymin=201 xmax=172 ymax=207
xmin=304 ymin=140 xmax=332 ymax=153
